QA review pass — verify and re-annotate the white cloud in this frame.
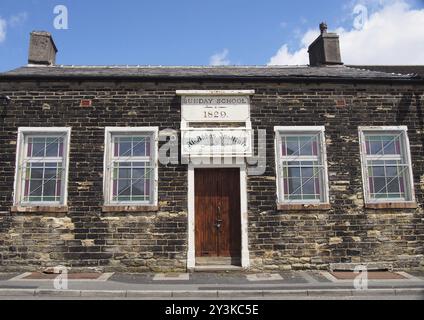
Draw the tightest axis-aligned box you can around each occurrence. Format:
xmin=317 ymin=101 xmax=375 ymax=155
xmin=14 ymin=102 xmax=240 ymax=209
xmin=268 ymin=45 xmax=308 ymax=66
xmin=9 ymin=12 xmax=28 ymax=27
xmin=268 ymin=29 xmax=319 ymax=65
xmin=268 ymin=0 xmax=424 ymax=65
xmin=0 ymin=18 xmax=6 ymax=43
xmin=0 ymin=12 xmax=29 ymax=44
xmin=210 ymin=49 xmax=230 ymax=66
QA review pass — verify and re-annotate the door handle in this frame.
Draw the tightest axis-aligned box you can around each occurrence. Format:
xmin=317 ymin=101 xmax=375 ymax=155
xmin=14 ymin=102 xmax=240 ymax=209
xmin=215 ymin=219 xmax=223 ymax=229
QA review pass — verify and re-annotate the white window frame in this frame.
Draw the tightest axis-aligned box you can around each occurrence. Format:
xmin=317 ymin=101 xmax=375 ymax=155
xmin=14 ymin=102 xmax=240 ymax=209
xmin=274 ymin=126 xmax=330 ymax=205
xmin=13 ymin=127 xmax=71 ymax=207
xmin=358 ymin=126 xmax=416 ymax=204
xmin=103 ymin=127 xmax=159 ymax=206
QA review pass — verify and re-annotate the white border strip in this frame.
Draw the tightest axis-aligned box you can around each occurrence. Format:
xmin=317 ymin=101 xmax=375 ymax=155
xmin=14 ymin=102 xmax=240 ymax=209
xmin=8 ymin=272 xmax=32 ymax=281
xmin=152 ymin=273 xmax=190 ymax=281
xmin=246 ymin=274 xmax=283 ymax=282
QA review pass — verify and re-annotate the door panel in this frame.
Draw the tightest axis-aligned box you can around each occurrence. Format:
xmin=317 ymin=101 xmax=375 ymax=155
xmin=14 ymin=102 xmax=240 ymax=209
xmin=195 ymin=169 xmax=219 ymax=256
xmin=195 ymin=168 xmax=241 ymax=259
xmin=218 ymin=169 xmax=241 ymax=257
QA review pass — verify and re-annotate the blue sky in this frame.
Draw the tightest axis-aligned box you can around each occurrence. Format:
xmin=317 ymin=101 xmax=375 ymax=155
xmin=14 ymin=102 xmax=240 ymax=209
xmin=0 ymin=0 xmax=423 ymax=71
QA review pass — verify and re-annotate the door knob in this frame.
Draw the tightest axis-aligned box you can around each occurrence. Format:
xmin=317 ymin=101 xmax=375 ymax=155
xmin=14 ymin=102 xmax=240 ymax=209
xmin=215 ymin=219 xmax=223 ymax=229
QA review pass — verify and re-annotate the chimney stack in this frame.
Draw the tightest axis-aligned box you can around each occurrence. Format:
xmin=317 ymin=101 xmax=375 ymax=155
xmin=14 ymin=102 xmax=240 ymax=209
xmin=28 ymin=31 xmax=58 ymax=66
xmin=308 ymin=23 xmax=343 ymax=67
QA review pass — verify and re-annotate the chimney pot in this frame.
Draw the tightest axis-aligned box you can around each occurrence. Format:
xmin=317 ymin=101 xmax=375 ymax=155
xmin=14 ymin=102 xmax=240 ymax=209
xmin=308 ymin=23 xmax=343 ymax=67
xmin=319 ymin=22 xmax=328 ymax=34
xmin=28 ymin=31 xmax=58 ymax=66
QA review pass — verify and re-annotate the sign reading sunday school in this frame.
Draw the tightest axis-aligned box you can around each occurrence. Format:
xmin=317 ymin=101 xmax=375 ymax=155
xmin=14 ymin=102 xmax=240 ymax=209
xmin=181 ymin=96 xmax=250 ymax=122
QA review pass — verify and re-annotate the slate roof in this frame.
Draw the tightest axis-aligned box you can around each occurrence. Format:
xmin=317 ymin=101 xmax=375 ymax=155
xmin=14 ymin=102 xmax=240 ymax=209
xmin=0 ymin=65 xmax=422 ymax=81
xmin=348 ymin=65 xmax=424 ymax=78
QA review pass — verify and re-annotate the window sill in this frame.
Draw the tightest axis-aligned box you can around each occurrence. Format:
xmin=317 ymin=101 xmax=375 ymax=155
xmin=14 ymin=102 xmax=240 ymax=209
xmin=277 ymin=203 xmax=331 ymax=211
xmin=11 ymin=205 xmax=68 ymax=213
xmin=365 ymin=202 xmax=418 ymax=209
xmin=102 ymin=205 xmax=159 ymax=213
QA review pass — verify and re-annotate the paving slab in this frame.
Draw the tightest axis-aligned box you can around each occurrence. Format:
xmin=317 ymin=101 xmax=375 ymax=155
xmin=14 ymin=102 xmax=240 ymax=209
xmin=108 ymin=273 xmax=152 ymax=284
xmin=0 ymin=273 xmax=20 ymax=281
xmin=263 ymin=290 xmax=308 ymax=297
xmin=331 ymin=271 xmax=406 ymax=280
xmin=307 ymin=289 xmax=353 ymax=297
xmin=172 ymin=290 xmax=218 ymax=298
xmin=351 ymin=289 xmax=396 ymax=296
xmin=153 ymin=273 xmax=190 ymax=281
xmin=0 ymin=289 xmax=35 ymax=296
xmin=80 ymin=290 xmax=126 ymax=298
xmin=405 ymin=270 xmax=424 ymax=279
xmin=247 ymin=273 xmax=284 ymax=282
xmin=218 ymin=290 xmax=264 ymax=298
xmin=126 ymin=290 xmax=172 ymax=298
xmin=395 ymin=288 xmax=424 ymax=296
xmin=302 ymin=271 xmax=335 ymax=283
xmin=35 ymin=289 xmax=81 ymax=297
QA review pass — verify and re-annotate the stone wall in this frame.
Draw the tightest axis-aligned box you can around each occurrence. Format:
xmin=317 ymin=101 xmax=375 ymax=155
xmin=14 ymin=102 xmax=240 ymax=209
xmin=0 ymin=80 xmax=423 ymax=272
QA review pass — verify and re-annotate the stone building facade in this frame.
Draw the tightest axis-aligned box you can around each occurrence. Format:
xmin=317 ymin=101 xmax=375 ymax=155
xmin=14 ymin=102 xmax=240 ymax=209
xmin=0 ymin=29 xmax=423 ymax=272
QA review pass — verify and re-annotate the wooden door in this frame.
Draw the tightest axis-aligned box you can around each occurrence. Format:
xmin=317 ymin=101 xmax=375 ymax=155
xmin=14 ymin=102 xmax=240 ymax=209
xmin=195 ymin=168 xmax=241 ymax=259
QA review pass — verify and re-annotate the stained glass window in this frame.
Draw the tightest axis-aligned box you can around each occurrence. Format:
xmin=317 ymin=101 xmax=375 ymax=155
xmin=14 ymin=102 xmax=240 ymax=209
xmin=15 ymin=129 xmax=70 ymax=206
xmin=105 ymin=131 xmax=156 ymax=205
xmin=360 ymin=129 xmax=414 ymax=202
xmin=276 ymin=128 xmax=328 ymax=204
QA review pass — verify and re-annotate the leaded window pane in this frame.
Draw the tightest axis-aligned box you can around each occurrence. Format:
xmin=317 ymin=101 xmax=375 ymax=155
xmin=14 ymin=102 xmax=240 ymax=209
xmin=362 ymin=130 xmax=412 ymax=202
xmin=22 ymin=142 xmax=64 ymax=204
xmin=282 ymin=135 xmax=319 ymax=157
xmin=114 ymin=136 xmax=150 ymax=157
xmin=365 ymin=135 xmax=401 ymax=156
xmin=366 ymin=159 xmax=408 ymax=200
xmin=110 ymin=134 xmax=153 ymax=204
xmin=279 ymin=132 xmax=326 ymax=203
xmin=27 ymin=137 xmax=64 ymax=158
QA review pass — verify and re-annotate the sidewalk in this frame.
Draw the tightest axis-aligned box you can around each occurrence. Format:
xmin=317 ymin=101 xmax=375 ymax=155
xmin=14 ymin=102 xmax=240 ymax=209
xmin=0 ymin=270 xmax=423 ymax=299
